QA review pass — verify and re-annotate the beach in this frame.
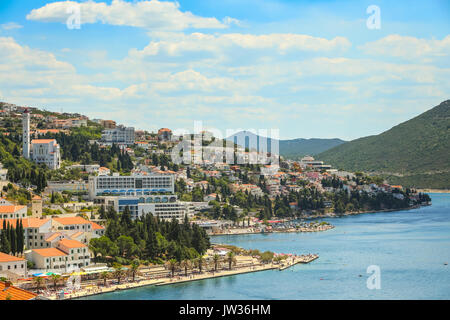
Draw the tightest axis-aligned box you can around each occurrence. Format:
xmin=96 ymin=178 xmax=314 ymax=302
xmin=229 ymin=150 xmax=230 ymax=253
xmin=45 ymin=254 xmax=319 ymax=300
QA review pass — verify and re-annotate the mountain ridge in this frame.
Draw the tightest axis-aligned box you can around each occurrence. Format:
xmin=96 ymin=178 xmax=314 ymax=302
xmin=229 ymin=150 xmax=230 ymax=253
xmin=226 ymin=131 xmax=346 ymax=158
xmin=317 ymin=99 xmax=450 ymax=188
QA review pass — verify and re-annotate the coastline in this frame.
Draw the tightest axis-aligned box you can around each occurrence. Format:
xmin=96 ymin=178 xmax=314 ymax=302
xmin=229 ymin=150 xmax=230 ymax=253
xmin=47 ymin=255 xmax=318 ymax=300
xmin=210 ymin=225 xmax=334 ymax=236
xmin=210 ymin=203 xmax=428 ymax=237
xmin=416 ymin=189 xmax=450 ymax=194
xmin=297 ymin=203 xmax=428 ymax=220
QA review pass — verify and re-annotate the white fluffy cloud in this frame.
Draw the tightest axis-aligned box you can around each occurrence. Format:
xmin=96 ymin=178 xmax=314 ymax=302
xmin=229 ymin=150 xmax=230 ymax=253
xmin=130 ymin=32 xmax=351 ymax=59
xmin=1 ymin=22 xmax=23 ymax=30
xmin=359 ymin=34 xmax=450 ymax=61
xmin=26 ymin=0 xmax=228 ymax=31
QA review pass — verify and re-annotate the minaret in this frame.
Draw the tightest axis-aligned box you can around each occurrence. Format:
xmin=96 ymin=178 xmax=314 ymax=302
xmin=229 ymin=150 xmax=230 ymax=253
xmin=22 ymin=109 xmax=30 ymax=159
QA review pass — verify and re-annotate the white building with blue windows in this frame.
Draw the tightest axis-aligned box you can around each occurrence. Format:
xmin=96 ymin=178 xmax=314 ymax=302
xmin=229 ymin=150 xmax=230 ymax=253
xmin=88 ymin=172 xmax=174 ymax=200
xmin=89 ymin=172 xmax=191 ymax=221
xmin=96 ymin=194 xmax=193 ymax=222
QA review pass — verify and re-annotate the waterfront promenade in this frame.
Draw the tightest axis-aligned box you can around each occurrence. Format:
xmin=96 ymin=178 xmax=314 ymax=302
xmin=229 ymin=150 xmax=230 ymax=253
xmin=45 ymin=254 xmax=319 ymax=300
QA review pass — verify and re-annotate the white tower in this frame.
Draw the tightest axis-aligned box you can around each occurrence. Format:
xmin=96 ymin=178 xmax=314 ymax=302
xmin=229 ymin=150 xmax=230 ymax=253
xmin=22 ymin=109 xmax=30 ymax=159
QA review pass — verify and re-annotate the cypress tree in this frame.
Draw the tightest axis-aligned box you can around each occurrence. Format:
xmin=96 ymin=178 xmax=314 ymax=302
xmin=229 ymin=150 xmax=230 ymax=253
xmin=10 ymin=224 xmax=16 ymax=255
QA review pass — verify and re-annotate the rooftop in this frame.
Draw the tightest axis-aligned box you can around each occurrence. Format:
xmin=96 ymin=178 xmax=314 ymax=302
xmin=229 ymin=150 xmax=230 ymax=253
xmin=0 ymin=218 xmax=50 ymax=229
xmin=0 ymin=252 xmax=25 ymax=263
xmin=32 ymin=248 xmax=67 ymax=257
xmin=58 ymin=238 xmax=87 ymax=249
xmin=0 ymin=281 xmax=37 ymax=300
xmin=53 ymin=216 xmax=90 ymax=225
xmin=0 ymin=205 xmax=26 ymax=214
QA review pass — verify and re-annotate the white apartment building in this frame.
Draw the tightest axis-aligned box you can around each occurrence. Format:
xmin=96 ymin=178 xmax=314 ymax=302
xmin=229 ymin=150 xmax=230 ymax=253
xmin=26 ymin=239 xmax=91 ymax=272
xmin=88 ymin=172 xmax=174 ymax=199
xmin=30 ymin=139 xmax=61 ymax=170
xmin=52 ymin=217 xmax=94 ymax=233
xmin=26 ymin=248 xmax=68 ymax=271
xmin=96 ymin=194 xmax=192 ymax=221
xmin=101 ymin=125 xmax=135 ymax=145
xmin=0 ymin=198 xmax=27 ymax=219
xmin=46 ymin=180 xmax=89 ymax=193
xmin=66 ymin=164 xmax=100 ymax=173
xmin=0 ymin=253 xmax=27 ymax=278
xmin=0 ymin=217 xmax=52 ymax=249
xmin=57 ymin=239 xmax=90 ymax=269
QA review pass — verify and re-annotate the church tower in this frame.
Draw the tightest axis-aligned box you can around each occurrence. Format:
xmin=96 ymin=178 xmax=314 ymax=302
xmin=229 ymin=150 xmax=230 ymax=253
xmin=22 ymin=109 xmax=30 ymax=159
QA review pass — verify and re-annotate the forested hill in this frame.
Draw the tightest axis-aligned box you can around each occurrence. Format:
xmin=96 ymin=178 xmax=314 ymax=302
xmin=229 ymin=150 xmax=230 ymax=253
xmin=226 ymin=131 xmax=346 ymax=159
xmin=317 ymin=100 xmax=450 ymax=189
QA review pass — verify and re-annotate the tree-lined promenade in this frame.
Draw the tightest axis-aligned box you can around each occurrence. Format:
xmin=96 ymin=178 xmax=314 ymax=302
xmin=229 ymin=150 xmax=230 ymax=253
xmin=39 ymin=249 xmax=319 ymax=300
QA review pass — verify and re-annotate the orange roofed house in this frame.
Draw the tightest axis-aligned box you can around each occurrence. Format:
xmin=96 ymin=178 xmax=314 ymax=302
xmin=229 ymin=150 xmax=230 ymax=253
xmin=158 ymin=128 xmax=172 ymax=141
xmin=0 ymin=252 xmax=27 ymax=278
xmin=0 ymin=281 xmax=37 ymax=300
xmin=0 ymin=198 xmax=27 ymax=219
xmin=25 ymin=238 xmax=90 ymax=273
xmin=0 ymin=217 xmax=52 ymax=250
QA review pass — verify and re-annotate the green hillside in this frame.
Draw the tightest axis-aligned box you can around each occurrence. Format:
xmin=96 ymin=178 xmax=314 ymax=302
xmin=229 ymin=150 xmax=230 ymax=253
xmin=227 ymin=131 xmax=346 ymax=159
xmin=280 ymin=138 xmax=346 ymax=159
xmin=317 ymin=100 xmax=450 ymax=189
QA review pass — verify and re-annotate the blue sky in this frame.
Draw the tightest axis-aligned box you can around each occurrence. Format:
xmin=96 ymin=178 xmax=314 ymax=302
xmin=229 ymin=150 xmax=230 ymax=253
xmin=0 ymin=0 xmax=449 ymax=140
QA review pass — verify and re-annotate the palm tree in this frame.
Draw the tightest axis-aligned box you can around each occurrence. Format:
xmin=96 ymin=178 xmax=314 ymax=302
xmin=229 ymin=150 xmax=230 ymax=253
xmin=100 ymin=271 xmax=110 ymax=286
xmin=180 ymin=259 xmax=191 ymax=277
xmin=33 ymin=276 xmax=44 ymax=293
xmin=130 ymin=259 xmax=140 ymax=282
xmin=195 ymin=256 xmax=205 ymax=274
xmin=212 ymin=254 xmax=221 ymax=272
xmin=50 ymin=274 xmax=61 ymax=290
xmin=112 ymin=262 xmax=124 ymax=284
xmin=226 ymin=251 xmax=237 ymax=270
xmin=165 ymin=259 xmax=178 ymax=277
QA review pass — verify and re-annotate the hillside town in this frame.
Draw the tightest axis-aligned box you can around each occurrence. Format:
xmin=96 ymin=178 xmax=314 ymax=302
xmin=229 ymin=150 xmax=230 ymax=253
xmin=0 ymin=101 xmax=431 ymax=299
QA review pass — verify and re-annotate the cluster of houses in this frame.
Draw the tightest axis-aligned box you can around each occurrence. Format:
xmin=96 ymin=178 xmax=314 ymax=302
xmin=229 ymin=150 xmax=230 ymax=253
xmin=0 ymin=102 xmax=417 ymax=286
xmin=0 ymin=203 xmax=104 ymax=279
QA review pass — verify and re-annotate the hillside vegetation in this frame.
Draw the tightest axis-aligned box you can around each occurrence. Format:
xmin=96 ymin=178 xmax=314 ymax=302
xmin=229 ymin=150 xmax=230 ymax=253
xmin=227 ymin=131 xmax=346 ymax=159
xmin=318 ymin=100 xmax=450 ymax=188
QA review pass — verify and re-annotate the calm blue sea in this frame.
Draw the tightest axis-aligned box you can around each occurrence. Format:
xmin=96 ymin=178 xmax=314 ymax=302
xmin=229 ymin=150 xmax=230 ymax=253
xmin=80 ymin=193 xmax=450 ymax=300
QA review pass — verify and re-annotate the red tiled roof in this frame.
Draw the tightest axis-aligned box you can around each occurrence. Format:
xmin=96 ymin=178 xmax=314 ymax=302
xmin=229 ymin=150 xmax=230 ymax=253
xmin=31 ymin=139 xmax=57 ymax=144
xmin=0 ymin=282 xmax=37 ymax=300
xmin=89 ymin=221 xmax=104 ymax=230
xmin=0 ymin=252 xmax=25 ymax=263
xmin=53 ymin=217 xmax=90 ymax=225
xmin=0 ymin=218 xmax=50 ymax=229
xmin=33 ymin=248 xmax=67 ymax=257
xmin=58 ymin=238 xmax=86 ymax=248
xmin=0 ymin=205 xmax=26 ymax=213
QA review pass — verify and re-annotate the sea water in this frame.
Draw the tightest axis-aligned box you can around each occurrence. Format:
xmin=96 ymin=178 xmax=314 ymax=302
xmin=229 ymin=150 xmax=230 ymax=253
xmin=80 ymin=193 xmax=450 ymax=300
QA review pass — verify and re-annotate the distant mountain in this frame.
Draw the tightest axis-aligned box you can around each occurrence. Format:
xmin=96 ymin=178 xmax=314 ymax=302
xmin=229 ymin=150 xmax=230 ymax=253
xmin=279 ymin=138 xmax=346 ymax=159
xmin=317 ymin=100 xmax=450 ymax=189
xmin=226 ymin=131 xmax=346 ymax=159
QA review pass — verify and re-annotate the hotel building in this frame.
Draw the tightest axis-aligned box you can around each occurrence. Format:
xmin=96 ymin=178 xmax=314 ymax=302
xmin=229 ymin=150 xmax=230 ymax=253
xmin=101 ymin=125 xmax=135 ymax=145
xmin=88 ymin=172 xmax=174 ymax=199
xmin=97 ymin=194 xmax=193 ymax=221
